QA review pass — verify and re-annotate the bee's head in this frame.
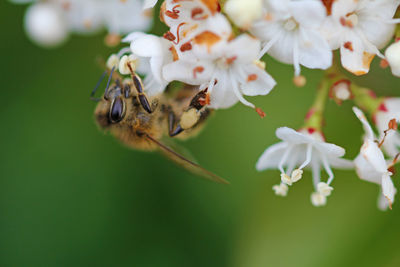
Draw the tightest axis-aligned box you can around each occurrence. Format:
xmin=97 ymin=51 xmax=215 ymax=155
xmin=94 ymin=79 xmax=135 ymax=129
xmin=92 ymin=67 xmax=154 ymax=130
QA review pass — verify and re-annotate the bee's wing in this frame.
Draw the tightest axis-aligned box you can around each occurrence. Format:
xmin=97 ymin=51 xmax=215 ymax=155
xmin=145 ymin=134 xmax=229 ymax=184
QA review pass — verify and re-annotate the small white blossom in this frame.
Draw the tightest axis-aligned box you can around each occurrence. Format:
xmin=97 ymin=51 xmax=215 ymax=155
xmin=353 ymin=107 xmax=397 ymax=210
xmin=163 ymin=34 xmax=276 ymax=109
xmin=106 ymin=54 xmax=120 ymax=70
xmin=224 ymin=0 xmax=262 ymax=29
xmin=251 ymin=0 xmax=332 ymax=76
xmin=161 ymin=0 xmax=232 ymax=58
xmin=121 ymin=32 xmax=174 ymax=96
xmin=21 ymin=0 xmax=152 ymax=47
xmin=374 ymin=98 xmax=400 ymax=157
xmin=272 ymin=183 xmax=289 ymax=197
xmin=322 ymin=0 xmax=400 ymax=75
xmin=256 ymin=127 xmax=353 ymax=205
xmin=24 ymin=3 xmax=69 ymax=47
xmin=385 ymin=41 xmax=400 ymax=77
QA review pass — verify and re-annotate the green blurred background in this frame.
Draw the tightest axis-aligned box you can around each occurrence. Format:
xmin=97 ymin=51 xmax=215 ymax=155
xmin=1 ymin=1 xmax=400 ymax=266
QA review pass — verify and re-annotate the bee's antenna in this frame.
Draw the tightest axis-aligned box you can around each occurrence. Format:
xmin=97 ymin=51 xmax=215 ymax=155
xmin=91 ymin=70 xmax=107 ymax=99
xmin=104 ymin=66 xmax=115 ymax=100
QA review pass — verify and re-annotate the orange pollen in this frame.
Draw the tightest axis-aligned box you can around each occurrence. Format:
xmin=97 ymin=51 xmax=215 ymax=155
xmin=169 ymin=46 xmax=179 ymax=61
xmin=226 ymin=56 xmax=237 ymax=65
xmin=191 ymin=7 xmax=208 ymax=20
xmin=380 ymin=59 xmax=389 ymax=69
xmin=247 ymin=74 xmax=258 ymax=82
xmin=343 ymin=41 xmax=354 ymax=51
xmin=193 ymin=31 xmax=221 ymax=52
xmin=255 ymin=107 xmax=266 ymax=118
xmin=193 ymin=66 xmax=204 ymax=78
xmin=389 ymin=119 xmax=398 ymax=130
xmin=321 ymin=0 xmax=333 ymax=15
xmin=180 ymin=41 xmax=192 ymax=52
xmin=165 ymin=10 xmax=179 ymax=19
xmin=163 ymin=31 xmax=176 ymax=41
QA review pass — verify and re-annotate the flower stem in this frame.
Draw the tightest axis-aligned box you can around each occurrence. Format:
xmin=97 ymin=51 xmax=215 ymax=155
xmin=303 ymin=65 xmax=339 ymax=131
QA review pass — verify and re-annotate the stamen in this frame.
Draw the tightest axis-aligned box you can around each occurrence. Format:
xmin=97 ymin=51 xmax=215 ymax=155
xmin=293 ymin=38 xmax=301 ymax=76
xmin=321 ymin=154 xmax=334 ymax=185
xmin=299 ymin=144 xmax=313 ymax=169
xmin=278 ymin=145 xmax=293 ymax=174
xmin=378 ymin=119 xmax=397 ymax=148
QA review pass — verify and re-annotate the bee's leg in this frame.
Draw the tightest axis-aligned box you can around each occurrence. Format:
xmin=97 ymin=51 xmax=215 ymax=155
xmin=127 ymin=63 xmax=153 ymax=113
xmin=168 ymin=106 xmax=184 ymax=137
xmin=174 ymin=89 xmax=209 ymax=131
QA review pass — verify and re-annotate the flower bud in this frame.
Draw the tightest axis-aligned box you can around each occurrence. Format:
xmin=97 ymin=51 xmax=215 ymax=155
xmin=24 ymin=3 xmax=68 ymax=47
xmin=224 ymin=0 xmax=262 ymax=29
xmin=385 ymin=41 xmax=400 ymax=77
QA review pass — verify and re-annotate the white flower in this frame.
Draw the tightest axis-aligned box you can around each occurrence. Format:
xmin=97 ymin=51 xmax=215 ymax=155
xmin=21 ymin=0 xmax=153 ymax=47
xmin=116 ymin=32 xmax=174 ymax=96
xmin=256 ymin=127 xmax=353 ymax=205
xmin=272 ymin=183 xmax=289 ymax=197
xmin=375 ymin=98 xmax=400 ymax=157
xmin=250 ymin=0 xmax=332 ymax=76
xmin=322 ymin=0 xmax=400 ymax=75
xmin=24 ymin=2 xmax=69 ymax=47
xmin=224 ymin=0 xmax=262 ymax=29
xmin=161 ymin=0 xmax=232 ymax=58
xmin=163 ymin=34 xmax=276 ymax=109
xmin=353 ymin=106 xmax=396 ymax=210
xmin=385 ymin=41 xmax=400 ymax=77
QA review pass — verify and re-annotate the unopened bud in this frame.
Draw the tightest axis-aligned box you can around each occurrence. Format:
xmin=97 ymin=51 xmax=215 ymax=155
xmin=106 ymin=54 xmax=120 ymax=70
xmin=224 ymin=0 xmax=262 ymax=29
xmin=385 ymin=41 xmax=400 ymax=77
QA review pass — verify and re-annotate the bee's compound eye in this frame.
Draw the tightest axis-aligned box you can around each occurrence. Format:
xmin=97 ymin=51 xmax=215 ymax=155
xmin=109 ymin=97 xmax=126 ymax=123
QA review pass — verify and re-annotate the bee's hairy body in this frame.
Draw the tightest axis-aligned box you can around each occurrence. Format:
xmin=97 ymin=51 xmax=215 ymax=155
xmin=94 ymin=80 xmax=210 ymax=151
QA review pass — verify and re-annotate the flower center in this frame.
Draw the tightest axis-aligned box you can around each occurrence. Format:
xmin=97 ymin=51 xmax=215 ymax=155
xmin=283 ymin=18 xmax=298 ymax=31
xmin=215 ymin=56 xmax=237 ymax=69
xmin=346 ymin=13 xmax=358 ymax=26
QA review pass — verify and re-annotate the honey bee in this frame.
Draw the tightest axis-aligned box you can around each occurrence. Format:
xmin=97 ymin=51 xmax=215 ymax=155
xmin=92 ymin=64 xmax=228 ymax=184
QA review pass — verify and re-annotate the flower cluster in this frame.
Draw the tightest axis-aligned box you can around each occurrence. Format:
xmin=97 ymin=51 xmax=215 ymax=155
xmin=105 ymin=0 xmax=400 ymax=209
xmin=15 ymin=0 xmax=400 ymax=209
xmin=11 ymin=0 xmax=153 ymax=47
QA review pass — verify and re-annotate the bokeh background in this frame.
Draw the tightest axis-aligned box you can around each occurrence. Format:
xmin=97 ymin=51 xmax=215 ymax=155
xmin=1 ymin=1 xmax=400 ymax=266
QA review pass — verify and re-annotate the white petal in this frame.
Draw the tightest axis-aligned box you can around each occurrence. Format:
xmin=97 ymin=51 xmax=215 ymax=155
xmin=237 ymin=64 xmax=276 ymax=96
xmin=361 ymin=139 xmax=388 ymax=173
xmin=143 ymin=0 xmax=158 ymax=9
xmin=354 ymin=153 xmax=382 ymax=184
xmin=256 ymin=142 xmax=289 ymax=171
xmin=382 ymin=173 xmax=395 ymax=206
xmin=226 ymin=34 xmax=260 ymax=63
xmin=352 ymin=107 xmax=375 ymax=139
xmin=130 ymin=34 xmax=165 ymax=57
xmin=289 ymin=0 xmax=326 ymax=28
xmin=276 ymin=127 xmax=315 ymax=144
xmin=297 ymin=28 xmax=332 ymax=70
xmin=162 ymin=60 xmax=214 ymax=85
